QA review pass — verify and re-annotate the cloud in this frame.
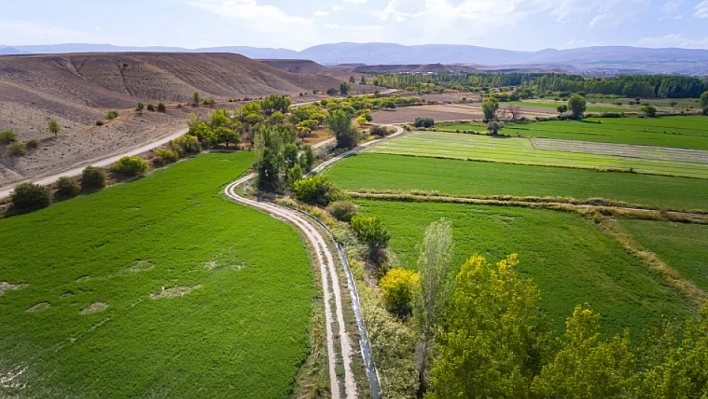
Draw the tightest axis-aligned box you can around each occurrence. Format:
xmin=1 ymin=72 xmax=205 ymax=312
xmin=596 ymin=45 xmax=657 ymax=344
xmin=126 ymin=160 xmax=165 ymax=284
xmin=636 ymin=33 xmax=708 ymax=49
xmin=342 ymin=0 xmax=369 ymax=3
xmin=695 ymin=0 xmax=708 ymax=18
xmin=0 ymin=19 xmax=131 ymax=46
xmin=551 ymin=0 xmax=650 ymax=26
xmin=314 ymin=10 xmax=329 ymax=17
xmin=324 ymin=23 xmax=338 ymax=29
xmin=184 ymin=0 xmax=313 ymax=30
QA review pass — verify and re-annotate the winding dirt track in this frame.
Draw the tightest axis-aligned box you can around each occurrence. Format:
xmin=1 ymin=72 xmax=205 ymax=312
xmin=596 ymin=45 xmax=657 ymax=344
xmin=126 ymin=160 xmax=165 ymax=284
xmin=225 ymin=126 xmax=403 ymax=399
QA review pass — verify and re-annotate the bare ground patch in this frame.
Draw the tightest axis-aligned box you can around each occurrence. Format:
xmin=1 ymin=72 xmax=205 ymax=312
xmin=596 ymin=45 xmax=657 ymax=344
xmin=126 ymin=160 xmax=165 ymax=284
xmin=125 ymin=260 xmax=154 ymax=273
xmin=150 ymin=285 xmax=202 ymax=300
xmin=532 ymin=138 xmax=708 ymax=164
xmin=0 ymin=365 xmax=27 ymax=391
xmin=26 ymin=302 xmax=51 ymax=313
xmin=80 ymin=302 xmax=108 ymax=315
xmin=0 ymin=282 xmax=28 ymax=296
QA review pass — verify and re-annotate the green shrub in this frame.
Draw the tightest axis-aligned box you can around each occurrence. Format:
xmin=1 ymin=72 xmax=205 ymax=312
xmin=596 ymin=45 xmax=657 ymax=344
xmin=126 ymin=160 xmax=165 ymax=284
xmin=106 ymin=110 xmax=119 ymax=120
xmin=351 ymin=214 xmax=391 ymax=266
xmin=293 ymin=175 xmax=336 ymax=206
xmin=8 ymin=141 xmax=27 ymax=156
xmin=111 ymin=156 xmax=149 ymax=177
xmin=147 ymin=104 xmax=156 ymax=112
xmin=136 ymin=102 xmax=145 ymax=111
xmin=153 ymin=149 xmax=179 ymax=166
xmin=157 ymin=103 xmax=167 ymax=113
xmin=26 ymin=138 xmax=40 ymax=149
xmin=56 ymin=176 xmax=81 ymax=198
xmin=370 ymin=126 xmax=391 ymax=137
xmin=0 ymin=130 xmax=17 ymax=144
xmin=82 ymin=166 xmax=107 ymax=190
xmin=96 ymin=120 xmax=105 ymax=126
xmin=326 ymin=200 xmax=358 ymax=222
xmin=171 ymin=135 xmax=202 ymax=156
xmin=11 ymin=182 xmax=50 ymax=211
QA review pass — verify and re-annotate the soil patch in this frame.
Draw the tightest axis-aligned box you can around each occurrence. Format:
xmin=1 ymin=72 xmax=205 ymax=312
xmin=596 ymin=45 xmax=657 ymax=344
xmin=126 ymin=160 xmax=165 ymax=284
xmin=80 ymin=302 xmax=108 ymax=315
xmin=26 ymin=302 xmax=51 ymax=312
xmin=0 ymin=282 xmax=27 ymax=296
xmin=150 ymin=285 xmax=202 ymax=299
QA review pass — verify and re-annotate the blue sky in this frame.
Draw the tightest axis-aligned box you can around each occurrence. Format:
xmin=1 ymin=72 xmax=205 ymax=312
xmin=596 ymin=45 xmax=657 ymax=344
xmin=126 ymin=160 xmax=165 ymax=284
xmin=1 ymin=0 xmax=707 ymax=50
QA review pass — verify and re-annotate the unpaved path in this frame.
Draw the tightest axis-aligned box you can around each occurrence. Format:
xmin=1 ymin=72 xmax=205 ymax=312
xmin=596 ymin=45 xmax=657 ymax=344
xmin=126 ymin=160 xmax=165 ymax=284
xmin=225 ymin=125 xmax=403 ymax=399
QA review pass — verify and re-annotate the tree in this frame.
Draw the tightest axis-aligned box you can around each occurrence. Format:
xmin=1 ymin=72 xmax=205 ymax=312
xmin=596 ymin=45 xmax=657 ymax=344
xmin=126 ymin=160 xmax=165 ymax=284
xmin=356 ymin=115 xmax=368 ymax=127
xmin=300 ymin=144 xmax=316 ymax=172
xmin=413 ymin=218 xmax=454 ymax=396
xmin=286 ymin=164 xmax=303 ymax=187
xmin=381 ymin=268 xmax=419 ymax=319
xmin=147 ymin=104 xmax=156 ymax=112
xmin=111 ymin=156 xmax=149 ymax=177
xmin=482 ymin=97 xmax=499 ymax=122
xmin=349 ymin=76 xmax=356 ymax=84
xmin=700 ymin=91 xmax=708 ymax=114
xmin=487 ymin=121 xmax=503 ymax=136
xmin=157 ymin=103 xmax=167 ymax=113
xmin=260 ymin=94 xmax=291 ymax=116
xmin=414 ymin=117 xmax=435 ymax=128
xmin=531 ymin=305 xmax=637 ymax=398
xmin=7 ymin=141 xmax=27 ymax=156
xmin=188 ymin=122 xmax=216 ymax=148
xmin=171 ymin=135 xmax=202 ymax=156
xmin=293 ymin=175 xmax=336 ymax=206
xmin=326 ymin=87 xmax=338 ymax=96
xmin=568 ymin=94 xmax=587 ymax=119
xmin=326 ymin=200 xmax=358 ymax=222
xmin=0 ymin=130 xmax=17 ymax=144
xmin=340 ymin=82 xmax=351 ymax=96
xmin=256 ymin=146 xmax=280 ymax=192
xmin=48 ymin=118 xmax=61 ymax=137
xmin=193 ymin=91 xmax=202 ymax=106
xmin=326 ymin=110 xmax=361 ymax=149
xmin=282 ymin=143 xmax=299 ymax=169
xmin=556 ymin=104 xmax=568 ymax=115
xmin=136 ymin=102 xmax=145 ymax=111
xmin=360 ymin=75 xmax=367 ymax=85
xmin=507 ymin=104 xmax=522 ymax=121
xmin=11 ymin=182 xmax=51 ymax=211
xmin=383 ymin=101 xmax=397 ymax=110
xmin=642 ymin=104 xmax=658 ymax=117
xmin=56 ymin=176 xmax=81 ymax=198
xmin=669 ymin=100 xmax=678 ymax=110
xmin=351 ymin=215 xmax=391 ymax=266
xmin=82 ymin=166 xmax=106 ymax=190
xmin=428 ymin=254 xmax=549 ymax=399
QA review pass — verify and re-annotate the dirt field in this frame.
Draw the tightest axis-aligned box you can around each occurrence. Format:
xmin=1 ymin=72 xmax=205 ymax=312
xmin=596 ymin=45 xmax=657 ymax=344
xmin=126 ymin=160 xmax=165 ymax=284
xmin=372 ymin=103 xmax=557 ymax=124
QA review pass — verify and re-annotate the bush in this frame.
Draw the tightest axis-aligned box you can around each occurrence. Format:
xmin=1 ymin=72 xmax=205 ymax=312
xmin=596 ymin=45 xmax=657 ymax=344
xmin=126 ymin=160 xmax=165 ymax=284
xmin=106 ymin=110 xmax=119 ymax=120
xmin=7 ymin=141 xmax=27 ymax=156
xmin=11 ymin=182 xmax=50 ymax=211
xmin=82 ymin=166 xmax=106 ymax=190
xmin=96 ymin=120 xmax=105 ymax=126
xmin=0 ymin=130 xmax=17 ymax=144
xmin=157 ymin=103 xmax=167 ymax=113
xmin=136 ymin=102 xmax=145 ymax=111
xmin=153 ymin=149 xmax=179 ymax=166
xmin=56 ymin=176 xmax=81 ymax=198
xmin=351 ymin=214 xmax=391 ymax=266
xmin=111 ymin=156 xmax=149 ymax=177
xmin=414 ymin=117 xmax=435 ymax=128
xmin=26 ymin=139 xmax=40 ymax=149
xmin=370 ymin=126 xmax=391 ymax=137
xmin=326 ymin=88 xmax=338 ymax=96
xmin=380 ymin=268 xmax=419 ymax=319
xmin=147 ymin=104 xmax=156 ymax=112
xmin=327 ymin=200 xmax=358 ymax=222
xmin=641 ymin=104 xmax=658 ymax=118
xmin=171 ymin=135 xmax=202 ymax=156
xmin=293 ymin=175 xmax=337 ymax=206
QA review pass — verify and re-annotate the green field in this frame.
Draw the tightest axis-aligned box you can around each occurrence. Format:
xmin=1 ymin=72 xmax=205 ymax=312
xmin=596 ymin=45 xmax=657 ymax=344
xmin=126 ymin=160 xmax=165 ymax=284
xmin=355 ymin=200 xmax=694 ymax=337
xmin=0 ymin=153 xmax=314 ymax=398
xmin=503 ymin=116 xmax=708 ymax=150
xmin=369 ymin=131 xmax=708 ymax=178
xmin=509 ymin=100 xmax=635 ymax=113
xmin=620 ymin=221 xmax=708 ymax=292
xmin=326 ymin=154 xmax=708 ymax=210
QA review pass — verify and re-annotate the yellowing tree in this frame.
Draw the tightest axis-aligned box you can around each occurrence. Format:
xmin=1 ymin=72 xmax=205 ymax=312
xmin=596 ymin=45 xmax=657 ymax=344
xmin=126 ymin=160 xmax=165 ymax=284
xmin=380 ymin=268 xmax=419 ymax=319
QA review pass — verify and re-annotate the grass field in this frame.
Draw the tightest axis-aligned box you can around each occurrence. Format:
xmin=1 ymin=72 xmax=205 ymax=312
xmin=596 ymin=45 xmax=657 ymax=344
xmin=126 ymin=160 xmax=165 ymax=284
xmin=369 ymin=131 xmax=708 ymax=178
xmin=509 ymin=100 xmax=636 ymax=113
xmin=502 ymin=116 xmax=708 ymax=150
xmin=0 ymin=153 xmax=314 ymax=398
xmin=355 ymin=200 xmax=694 ymax=337
xmin=620 ymin=221 xmax=708 ymax=292
xmin=325 ymin=154 xmax=708 ymax=210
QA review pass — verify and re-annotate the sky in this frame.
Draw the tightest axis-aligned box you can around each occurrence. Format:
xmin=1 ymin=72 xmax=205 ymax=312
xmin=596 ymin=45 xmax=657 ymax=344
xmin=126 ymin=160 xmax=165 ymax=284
xmin=1 ymin=0 xmax=707 ymax=51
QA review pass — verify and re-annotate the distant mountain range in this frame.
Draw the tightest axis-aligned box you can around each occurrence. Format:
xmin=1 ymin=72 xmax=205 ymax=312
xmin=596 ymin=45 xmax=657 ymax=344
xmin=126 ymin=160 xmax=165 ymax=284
xmin=2 ymin=42 xmax=708 ymax=76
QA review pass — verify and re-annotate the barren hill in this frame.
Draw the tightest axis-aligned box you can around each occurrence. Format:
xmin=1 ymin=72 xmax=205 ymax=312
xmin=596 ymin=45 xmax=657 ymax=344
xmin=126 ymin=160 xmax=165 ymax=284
xmin=258 ymin=59 xmax=329 ymax=75
xmin=0 ymin=52 xmax=353 ymax=188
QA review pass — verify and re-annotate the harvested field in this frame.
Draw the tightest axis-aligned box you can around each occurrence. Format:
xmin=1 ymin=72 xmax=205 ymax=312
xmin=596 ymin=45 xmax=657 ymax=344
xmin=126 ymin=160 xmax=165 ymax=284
xmin=531 ymin=138 xmax=708 ymax=163
xmin=325 ymin=154 xmax=708 ymax=210
xmin=0 ymin=153 xmax=314 ymax=398
xmin=368 ymin=131 xmax=708 ymax=178
xmin=371 ymin=103 xmax=557 ymax=124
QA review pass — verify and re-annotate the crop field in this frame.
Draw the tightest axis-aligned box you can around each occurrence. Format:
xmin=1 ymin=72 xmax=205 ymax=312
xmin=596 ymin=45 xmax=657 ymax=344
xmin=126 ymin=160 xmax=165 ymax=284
xmin=619 ymin=220 xmax=708 ymax=292
xmin=509 ymin=100 xmax=636 ymax=113
xmin=0 ymin=153 xmax=314 ymax=398
xmin=325 ymin=154 xmax=708 ymax=210
xmin=355 ymin=200 xmax=694 ymax=336
xmin=369 ymin=131 xmax=708 ymax=178
xmin=502 ymin=116 xmax=708 ymax=150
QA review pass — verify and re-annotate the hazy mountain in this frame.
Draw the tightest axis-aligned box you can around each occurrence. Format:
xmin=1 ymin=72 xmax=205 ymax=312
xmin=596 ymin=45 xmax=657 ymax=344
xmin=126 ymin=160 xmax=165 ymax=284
xmin=0 ymin=45 xmax=24 ymax=55
xmin=3 ymin=42 xmax=708 ymax=75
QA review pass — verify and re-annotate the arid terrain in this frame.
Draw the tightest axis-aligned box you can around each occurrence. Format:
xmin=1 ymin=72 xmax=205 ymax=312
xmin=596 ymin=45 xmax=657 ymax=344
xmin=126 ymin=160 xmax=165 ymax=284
xmin=0 ymin=53 xmax=373 ymax=188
